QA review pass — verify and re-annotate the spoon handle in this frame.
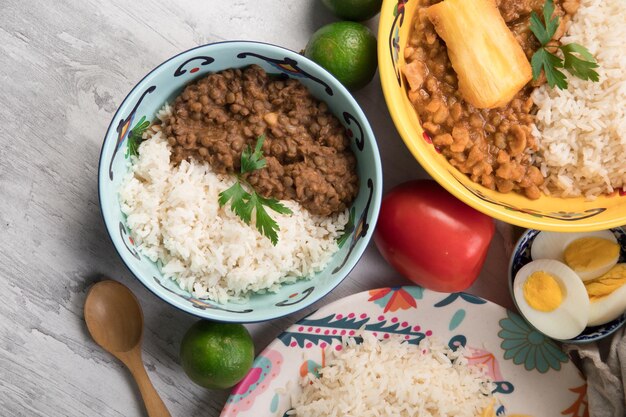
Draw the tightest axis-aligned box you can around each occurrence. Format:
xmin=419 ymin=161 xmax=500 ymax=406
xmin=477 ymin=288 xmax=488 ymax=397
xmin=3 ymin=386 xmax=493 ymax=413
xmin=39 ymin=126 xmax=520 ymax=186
xmin=127 ymin=356 xmax=172 ymax=417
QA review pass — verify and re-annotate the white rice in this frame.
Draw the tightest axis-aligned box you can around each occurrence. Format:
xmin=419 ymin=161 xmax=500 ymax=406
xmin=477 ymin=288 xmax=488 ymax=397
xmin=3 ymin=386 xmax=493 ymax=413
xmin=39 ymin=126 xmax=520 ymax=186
xmin=118 ymin=108 xmax=347 ymax=303
xmin=291 ymin=335 xmax=496 ymax=417
xmin=531 ymin=0 xmax=626 ymax=199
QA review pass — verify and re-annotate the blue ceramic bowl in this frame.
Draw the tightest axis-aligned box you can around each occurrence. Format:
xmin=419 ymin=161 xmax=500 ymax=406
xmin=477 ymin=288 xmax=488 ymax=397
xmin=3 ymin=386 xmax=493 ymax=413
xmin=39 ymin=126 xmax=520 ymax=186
xmin=509 ymin=228 xmax=626 ymax=343
xmin=98 ymin=41 xmax=382 ymax=322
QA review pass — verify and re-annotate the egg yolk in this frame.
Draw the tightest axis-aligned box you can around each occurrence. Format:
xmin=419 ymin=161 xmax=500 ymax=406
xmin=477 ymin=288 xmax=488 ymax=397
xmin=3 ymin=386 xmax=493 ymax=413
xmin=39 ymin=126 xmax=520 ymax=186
xmin=523 ymin=271 xmax=563 ymax=312
xmin=585 ymin=264 xmax=626 ymax=302
xmin=564 ymin=237 xmax=620 ymax=271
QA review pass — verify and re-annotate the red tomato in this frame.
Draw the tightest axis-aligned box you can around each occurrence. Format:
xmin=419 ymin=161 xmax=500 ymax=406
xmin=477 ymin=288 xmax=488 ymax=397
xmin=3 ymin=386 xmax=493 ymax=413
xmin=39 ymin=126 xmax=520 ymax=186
xmin=374 ymin=180 xmax=495 ymax=292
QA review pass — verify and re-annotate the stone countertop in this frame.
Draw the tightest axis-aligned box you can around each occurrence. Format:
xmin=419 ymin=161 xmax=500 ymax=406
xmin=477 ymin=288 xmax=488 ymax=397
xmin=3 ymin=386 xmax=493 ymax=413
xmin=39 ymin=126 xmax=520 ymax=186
xmin=0 ymin=1 xmax=515 ymax=416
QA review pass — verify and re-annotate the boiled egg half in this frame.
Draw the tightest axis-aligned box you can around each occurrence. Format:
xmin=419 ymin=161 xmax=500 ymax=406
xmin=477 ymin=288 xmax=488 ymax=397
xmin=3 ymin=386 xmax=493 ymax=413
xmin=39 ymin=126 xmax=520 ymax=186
xmin=586 ymin=263 xmax=626 ymax=326
xmin=513 ymin=259 xmax=589 ymax=340
xmin=531 ymin=230 xmax=620 ymax=281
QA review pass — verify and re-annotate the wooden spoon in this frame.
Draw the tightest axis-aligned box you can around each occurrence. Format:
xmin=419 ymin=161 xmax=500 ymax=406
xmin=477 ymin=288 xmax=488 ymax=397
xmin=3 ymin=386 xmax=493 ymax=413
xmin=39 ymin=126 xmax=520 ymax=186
xmin=84 ymin=280 xmax=172 ymax=417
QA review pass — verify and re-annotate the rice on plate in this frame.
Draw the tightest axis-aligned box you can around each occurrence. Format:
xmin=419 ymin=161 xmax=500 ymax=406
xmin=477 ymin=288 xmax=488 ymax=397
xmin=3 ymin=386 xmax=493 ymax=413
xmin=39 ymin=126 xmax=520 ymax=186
xmin=119 ymin=104 xmax=349 ymax=304
xmin=290 ymin=334 xmax=497 ymax=417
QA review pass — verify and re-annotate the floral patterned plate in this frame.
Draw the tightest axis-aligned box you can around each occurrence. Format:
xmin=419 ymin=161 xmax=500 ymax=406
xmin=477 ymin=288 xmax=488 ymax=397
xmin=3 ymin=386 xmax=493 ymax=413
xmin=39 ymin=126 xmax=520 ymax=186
xmin=221 ymin=287 xmax=588 ymax=417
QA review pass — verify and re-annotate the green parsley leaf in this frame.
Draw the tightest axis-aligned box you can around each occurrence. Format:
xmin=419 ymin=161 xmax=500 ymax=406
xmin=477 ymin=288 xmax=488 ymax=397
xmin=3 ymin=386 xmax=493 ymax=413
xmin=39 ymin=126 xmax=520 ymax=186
xmin=126 ymin=116 xmax=150 ymax=157
xmin=560 ymin=42 xmax=595 ymax=61
xmin=219 ymin=134 xmax=292 ymax=245
xmin=529 ymin=0 xmax=599 ymax=89
xmin=542 ymin=0 xmax=559 ymax=41
xmin=240 ymin=134 xmax=267 ymax=174
xmin=218 ymin=182 xmax=254 ymax=224
xmin=560 ymin=43 xmax=600 ymax=82
xmin=531 ymin=48 xmax=567 ymax=89
xmin=336 ymin=207 xmax=356 ymax=248
xmin=249 ymin=193 xmax=281 ymax=246
xmin=529 ymin=12 xmax=550 ymax=46
xmin=255 ymin=194 xmax=293 ymax=216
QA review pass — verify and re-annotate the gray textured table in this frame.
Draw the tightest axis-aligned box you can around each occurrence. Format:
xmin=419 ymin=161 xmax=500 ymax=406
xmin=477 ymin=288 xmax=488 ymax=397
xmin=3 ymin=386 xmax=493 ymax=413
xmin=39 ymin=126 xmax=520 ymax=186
xmin=0 ymin=1 xmax=513 ymax=416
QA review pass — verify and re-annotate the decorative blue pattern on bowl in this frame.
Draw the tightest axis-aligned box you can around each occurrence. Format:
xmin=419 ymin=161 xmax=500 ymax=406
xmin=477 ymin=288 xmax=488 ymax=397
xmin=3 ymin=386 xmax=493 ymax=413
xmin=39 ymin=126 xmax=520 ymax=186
xmin=98 ymin=41 xmax=383 ymax=322
xmin=508 ymin=227 xmax=626 ymax=343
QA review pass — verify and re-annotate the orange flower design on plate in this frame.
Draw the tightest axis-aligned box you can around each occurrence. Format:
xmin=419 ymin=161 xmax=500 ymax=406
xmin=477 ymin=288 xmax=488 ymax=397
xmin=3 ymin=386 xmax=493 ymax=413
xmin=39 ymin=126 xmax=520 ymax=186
xmin=561 ymin=384 xmax=589 ymax=417
xmin=368 ymin=287 xmax=422 ymax=313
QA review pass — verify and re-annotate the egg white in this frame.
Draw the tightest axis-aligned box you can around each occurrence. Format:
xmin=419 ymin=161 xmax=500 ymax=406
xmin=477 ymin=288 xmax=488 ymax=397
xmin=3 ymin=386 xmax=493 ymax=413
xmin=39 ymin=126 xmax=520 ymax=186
xmin=530 ymin=230 xmax=619 ymax=281
xmin=588 ymin=283 xmax=626 ymax=326
xmin=513 ymin=259 xmax=589 ymax=340
xmin=575 ymin=254 xmax=620 ymax=282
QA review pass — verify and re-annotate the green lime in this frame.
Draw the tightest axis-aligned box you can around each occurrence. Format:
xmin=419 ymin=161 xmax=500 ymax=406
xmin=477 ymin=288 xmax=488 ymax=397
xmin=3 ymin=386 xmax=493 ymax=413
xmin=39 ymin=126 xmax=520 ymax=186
xmin=305 ymin=21 xmax=378 ymax=91
xmin=179 ymin=321 xmax=254 ymax=390
xmin=321 ymin=0 xmax=383 ymax=21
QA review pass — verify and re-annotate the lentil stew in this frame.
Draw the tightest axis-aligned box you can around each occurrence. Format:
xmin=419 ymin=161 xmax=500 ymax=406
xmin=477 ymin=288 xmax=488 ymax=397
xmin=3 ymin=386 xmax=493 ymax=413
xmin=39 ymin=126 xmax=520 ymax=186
xmin=159 ymin=65 xmax=358 ymax=216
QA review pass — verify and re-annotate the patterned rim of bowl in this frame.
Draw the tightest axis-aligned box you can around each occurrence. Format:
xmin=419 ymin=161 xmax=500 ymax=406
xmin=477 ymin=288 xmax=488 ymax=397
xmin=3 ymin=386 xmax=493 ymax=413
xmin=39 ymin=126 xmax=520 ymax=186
xmin=378 ymin=0 xmax=626 ymax=232
xmin=97 ymin=40 xmax=383 ymax=322
xmin=508 ymin=227 xmax=626 ymax=343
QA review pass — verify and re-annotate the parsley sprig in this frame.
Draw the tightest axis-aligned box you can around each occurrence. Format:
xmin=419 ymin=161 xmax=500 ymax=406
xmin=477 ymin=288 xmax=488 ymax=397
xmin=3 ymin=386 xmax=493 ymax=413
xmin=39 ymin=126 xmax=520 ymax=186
xmin=336 ymin=207 xmax=356 ymax=248
xmin=126 ymin=116 xmax=150 ymax=157
xmin=218 ymin=135 xmax=293 ymax=245
xmin=529 ymin=0 xmax=599 ymax=90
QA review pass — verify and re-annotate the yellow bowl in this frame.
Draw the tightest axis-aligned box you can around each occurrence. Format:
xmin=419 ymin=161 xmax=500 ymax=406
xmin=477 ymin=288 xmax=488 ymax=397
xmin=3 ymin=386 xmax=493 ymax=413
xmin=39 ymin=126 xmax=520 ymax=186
xmin=378 ymin=0 xmax=626 ymax=231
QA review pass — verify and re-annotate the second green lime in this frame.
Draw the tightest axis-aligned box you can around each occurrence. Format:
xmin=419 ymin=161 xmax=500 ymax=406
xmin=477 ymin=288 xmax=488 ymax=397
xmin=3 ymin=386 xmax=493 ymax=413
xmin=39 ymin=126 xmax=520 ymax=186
xmin=304 ymin=21 xmax=377 ymax=91
xmin=179 ymin=320 xmax=254 ymax=390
